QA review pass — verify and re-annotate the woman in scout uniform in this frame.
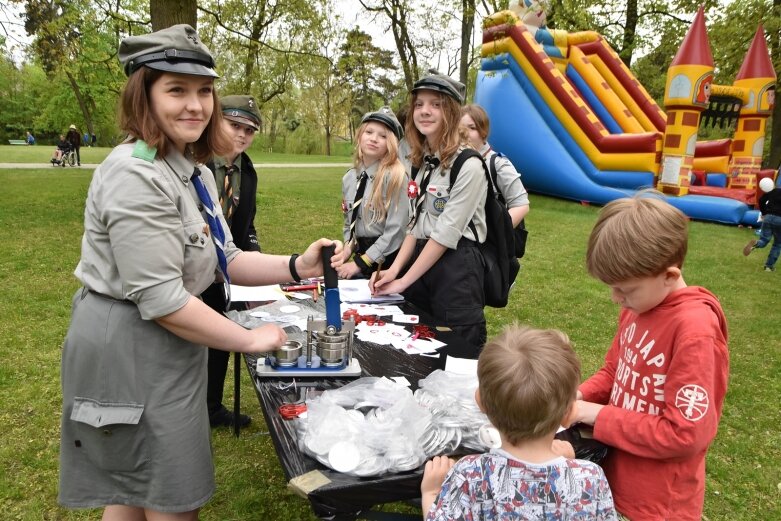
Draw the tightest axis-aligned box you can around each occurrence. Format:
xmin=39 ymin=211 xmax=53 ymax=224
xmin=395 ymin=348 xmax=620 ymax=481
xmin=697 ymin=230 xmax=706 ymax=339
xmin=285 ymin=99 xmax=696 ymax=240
xmin=371 ymin=71 xmax=488 ymax=350
xmin=338 ymin=106 xmax=408 ymax=279
xmin=202 ymin=94 xmax=262 ymax=428
xmin=460 ymin=104 xmax=530 ymax=229
xmin=58 ymin=25 xmax=341 ymax=519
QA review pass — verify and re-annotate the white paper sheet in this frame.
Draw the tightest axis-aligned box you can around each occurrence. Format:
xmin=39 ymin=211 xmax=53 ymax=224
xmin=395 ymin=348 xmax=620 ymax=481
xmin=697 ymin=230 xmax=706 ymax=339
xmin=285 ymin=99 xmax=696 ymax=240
xmin=229 ymin=284 xmax=286 ymax=302
xmin=444 ymin=356 xmax=479 ymax=375
xmin=338 ymin=279 xmax=404 ymax=304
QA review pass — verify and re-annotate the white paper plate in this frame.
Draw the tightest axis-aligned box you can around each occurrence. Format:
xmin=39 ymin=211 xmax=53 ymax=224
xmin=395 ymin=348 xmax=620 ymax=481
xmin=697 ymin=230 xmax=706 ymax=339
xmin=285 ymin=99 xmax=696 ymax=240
xmin=328 ymin=441 xmax=360 ymax=473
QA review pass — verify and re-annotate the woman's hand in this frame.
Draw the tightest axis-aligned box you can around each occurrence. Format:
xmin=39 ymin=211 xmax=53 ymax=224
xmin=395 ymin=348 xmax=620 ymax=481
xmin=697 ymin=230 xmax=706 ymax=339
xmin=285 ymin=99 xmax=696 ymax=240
xmin=297 ymin=239 xmax=344 ymax=278
xmin=336 ymin=261 xmax=361 ymax=279
xmin=247 ymin=324 xmax=287 ymax=353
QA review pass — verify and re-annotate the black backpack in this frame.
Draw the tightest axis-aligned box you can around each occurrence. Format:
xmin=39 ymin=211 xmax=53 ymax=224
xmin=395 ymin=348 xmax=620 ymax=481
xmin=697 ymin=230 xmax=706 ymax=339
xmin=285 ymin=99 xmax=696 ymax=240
xmin=488 ymin=153 xmax=528 ymax=259
xmin=449 ymin=149 xmax=520 ymax=308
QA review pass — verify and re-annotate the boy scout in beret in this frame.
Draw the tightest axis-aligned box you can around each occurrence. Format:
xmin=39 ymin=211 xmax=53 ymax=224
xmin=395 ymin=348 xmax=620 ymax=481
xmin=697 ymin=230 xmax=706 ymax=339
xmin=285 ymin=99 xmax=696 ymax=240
xmin=202 ymin=94 xmax=262 ymax=428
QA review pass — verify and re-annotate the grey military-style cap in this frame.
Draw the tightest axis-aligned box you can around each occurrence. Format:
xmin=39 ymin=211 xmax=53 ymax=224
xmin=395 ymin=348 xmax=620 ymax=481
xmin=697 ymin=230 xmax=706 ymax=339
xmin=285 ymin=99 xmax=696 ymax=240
xmin=119 ymin=24 xmax=218 ymax=78
xmin=412 ymin=69 xmax=466 ymax=104
xmin=361 ymin=106 xmax=403 ymax=140
xmin=221 ymin=95 xmax=261 ymax=131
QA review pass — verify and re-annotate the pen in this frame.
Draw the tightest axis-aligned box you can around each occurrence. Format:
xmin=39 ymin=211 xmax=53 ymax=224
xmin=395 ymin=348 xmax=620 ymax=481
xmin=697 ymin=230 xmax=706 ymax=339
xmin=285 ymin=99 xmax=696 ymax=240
xmin=375 ymin=260 xmax=383 ymax=279
xmin=283 ymin=284 xmax=319 ymax=292
xmin=312 ymin=288 xmax=318 ymax=302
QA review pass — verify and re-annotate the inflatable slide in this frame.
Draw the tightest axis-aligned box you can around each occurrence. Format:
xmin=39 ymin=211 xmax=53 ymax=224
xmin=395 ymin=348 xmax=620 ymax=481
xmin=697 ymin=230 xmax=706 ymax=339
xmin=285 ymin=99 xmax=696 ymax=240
xmin=475 ymin=4 xmax=776 ymax=225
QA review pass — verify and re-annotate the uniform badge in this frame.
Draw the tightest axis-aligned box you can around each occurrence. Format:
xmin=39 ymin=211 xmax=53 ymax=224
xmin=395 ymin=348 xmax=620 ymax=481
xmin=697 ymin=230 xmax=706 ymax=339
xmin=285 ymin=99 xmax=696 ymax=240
xmin=433 ymin=198 xmax=448 ymax=212
xmin=407 ymin=180 xmax=419 ymax=198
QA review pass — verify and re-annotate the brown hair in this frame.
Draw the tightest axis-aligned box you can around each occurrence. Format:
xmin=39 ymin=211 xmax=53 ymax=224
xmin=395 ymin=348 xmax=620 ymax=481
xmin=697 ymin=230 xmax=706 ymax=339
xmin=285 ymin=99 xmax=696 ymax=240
xmin=461 ymin=104 xmax=490 ymax=142
xmin=478 ymin=325 xmax=580 ymax=445
xmin=118 ymin=67 xmax=232 ymax=164
xmin=586 ymin=192 xmax=688 ymax=284
xmin=405 ymin=91 xmax=467 ymax=169
xmin=352 ymin=121 xmax=407 ymax=224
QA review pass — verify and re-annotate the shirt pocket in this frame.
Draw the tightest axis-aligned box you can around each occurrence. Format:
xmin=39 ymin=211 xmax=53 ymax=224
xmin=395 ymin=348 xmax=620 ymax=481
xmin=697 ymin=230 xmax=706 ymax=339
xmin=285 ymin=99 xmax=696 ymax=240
xmin=425 ymin=183 xmax=451 ymax=216
xmin=70 ymin=397 xmax=148 ymax=472
xmin=181 ymin=219 xmax=217 ymax=290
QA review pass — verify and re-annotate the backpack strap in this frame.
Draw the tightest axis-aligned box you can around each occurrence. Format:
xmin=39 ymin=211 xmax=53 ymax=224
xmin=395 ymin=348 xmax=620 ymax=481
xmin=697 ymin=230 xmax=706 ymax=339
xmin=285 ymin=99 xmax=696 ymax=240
xmin=488 ymin=152 xmax=525 ymax=231
xmin=448 ymin=148 xmax=496 ymax=242
xmin=488 ymin=153 xmax=507 ymax=206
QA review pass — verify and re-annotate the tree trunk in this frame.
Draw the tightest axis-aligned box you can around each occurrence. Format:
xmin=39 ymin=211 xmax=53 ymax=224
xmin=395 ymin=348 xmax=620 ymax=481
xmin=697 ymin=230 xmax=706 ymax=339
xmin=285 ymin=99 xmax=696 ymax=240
xmin=619 ymin=0 xmax=638 ymax=67
xmin=324 ymin=89 xmax=332 ymax=156
xmin=150 ymin=0 xmax=197 ymax=31
xmin=459 ymin=0 xmax=475 ymax=91
xmin=66 ymin=71 xmax=94 ymax=137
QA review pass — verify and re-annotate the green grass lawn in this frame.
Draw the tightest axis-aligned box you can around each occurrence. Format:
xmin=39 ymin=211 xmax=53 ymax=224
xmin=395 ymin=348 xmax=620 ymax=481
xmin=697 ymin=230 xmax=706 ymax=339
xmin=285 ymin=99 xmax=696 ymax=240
xmin=0 ymin=165 xmax=778 ymax=520
xmin=0 ymin=145 xmax=351 ymax=165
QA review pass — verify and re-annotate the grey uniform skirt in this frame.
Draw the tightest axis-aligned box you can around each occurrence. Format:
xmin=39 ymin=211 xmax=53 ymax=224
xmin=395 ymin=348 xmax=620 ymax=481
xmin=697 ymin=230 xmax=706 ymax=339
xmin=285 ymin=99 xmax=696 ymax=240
xmin=59 ymin=289 xmax=214 ymax=512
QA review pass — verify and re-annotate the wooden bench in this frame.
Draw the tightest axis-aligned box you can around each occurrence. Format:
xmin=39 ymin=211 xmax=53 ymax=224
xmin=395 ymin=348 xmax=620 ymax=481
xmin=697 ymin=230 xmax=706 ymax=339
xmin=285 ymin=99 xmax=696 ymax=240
xmin=8 ymin=140 xmax=27 ymax=145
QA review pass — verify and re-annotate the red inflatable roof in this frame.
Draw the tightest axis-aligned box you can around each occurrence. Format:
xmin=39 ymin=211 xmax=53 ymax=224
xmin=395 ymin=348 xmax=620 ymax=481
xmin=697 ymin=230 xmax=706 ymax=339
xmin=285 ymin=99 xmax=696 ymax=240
xmin=671 ymin=6 xmax=714 ymax=67
xmin=735 ymin=25 xmax=776 ymax=80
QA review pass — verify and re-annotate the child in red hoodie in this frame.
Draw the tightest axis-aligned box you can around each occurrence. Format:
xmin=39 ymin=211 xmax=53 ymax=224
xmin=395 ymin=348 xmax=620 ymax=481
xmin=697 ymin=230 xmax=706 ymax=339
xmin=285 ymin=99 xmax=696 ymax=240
xmin=573 ymin=193 xmax=729 ymax=521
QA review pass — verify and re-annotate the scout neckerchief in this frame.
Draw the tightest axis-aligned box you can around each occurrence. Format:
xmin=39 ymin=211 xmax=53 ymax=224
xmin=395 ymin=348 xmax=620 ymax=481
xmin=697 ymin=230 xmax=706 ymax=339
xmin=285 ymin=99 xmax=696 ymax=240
xmin=190 ymin=166 xmax=232 ymax=308
xmin=409 ymin=155 xmax=440 ymax=227
xmin=347 ymin=169 xmax=368 ymax=249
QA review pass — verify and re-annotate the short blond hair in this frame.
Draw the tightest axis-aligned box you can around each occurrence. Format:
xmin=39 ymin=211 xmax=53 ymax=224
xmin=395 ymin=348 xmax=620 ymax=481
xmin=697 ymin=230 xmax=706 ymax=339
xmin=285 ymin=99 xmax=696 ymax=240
xmin=586 ymin=193 xmax=688 ymax=284
xmin=477 ymin=325 xmax=580 ymax=445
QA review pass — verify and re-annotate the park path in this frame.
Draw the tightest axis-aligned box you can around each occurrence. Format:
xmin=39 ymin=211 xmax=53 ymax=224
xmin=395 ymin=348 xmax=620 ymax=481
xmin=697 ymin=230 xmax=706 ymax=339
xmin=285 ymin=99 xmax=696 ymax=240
xmin=0 ymin=162 xmax=351 ymax=169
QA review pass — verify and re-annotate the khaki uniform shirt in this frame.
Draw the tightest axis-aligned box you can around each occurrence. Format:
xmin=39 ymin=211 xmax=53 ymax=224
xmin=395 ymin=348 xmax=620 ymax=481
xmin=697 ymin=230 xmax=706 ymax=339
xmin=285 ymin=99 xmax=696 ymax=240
xmin=74 ymin=142 xmax=240 ymax=320
xmin=479 ymin=143 xmax=530 ymax=209
xmin=341 ymin=161 xmax=409 ymax=263
xmin=410 ymin=146 xmax=487 ymax=248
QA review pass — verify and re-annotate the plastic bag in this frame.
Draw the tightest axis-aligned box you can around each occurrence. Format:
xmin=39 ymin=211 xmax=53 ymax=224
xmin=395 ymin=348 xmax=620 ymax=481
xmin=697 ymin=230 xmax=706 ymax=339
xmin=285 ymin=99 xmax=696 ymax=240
xmin=554 ymin=424 xmax=609 ymax=463
xmin=414 ymin=370 xmax=491 ymax=454
xmin=296 ymin=377 xmax=430 ymax=476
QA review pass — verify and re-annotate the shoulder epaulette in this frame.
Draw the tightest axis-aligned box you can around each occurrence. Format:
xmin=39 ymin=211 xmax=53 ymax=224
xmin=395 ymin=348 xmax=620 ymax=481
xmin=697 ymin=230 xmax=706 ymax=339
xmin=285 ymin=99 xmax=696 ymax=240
xmin=131 ymin=140 xmax=157 ymax=162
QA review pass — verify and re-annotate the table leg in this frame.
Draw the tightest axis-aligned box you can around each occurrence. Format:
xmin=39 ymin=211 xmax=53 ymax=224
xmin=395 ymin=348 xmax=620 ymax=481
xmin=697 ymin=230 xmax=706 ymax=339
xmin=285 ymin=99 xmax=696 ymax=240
xmin=233 ymin=351 xmax=240 ymax=438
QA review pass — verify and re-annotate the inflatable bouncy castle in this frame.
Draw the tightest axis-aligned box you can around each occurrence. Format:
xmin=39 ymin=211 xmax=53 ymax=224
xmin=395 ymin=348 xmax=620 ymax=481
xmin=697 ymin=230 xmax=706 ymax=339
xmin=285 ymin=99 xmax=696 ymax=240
xmin=475 ymin=1 xmax=777 ymax=225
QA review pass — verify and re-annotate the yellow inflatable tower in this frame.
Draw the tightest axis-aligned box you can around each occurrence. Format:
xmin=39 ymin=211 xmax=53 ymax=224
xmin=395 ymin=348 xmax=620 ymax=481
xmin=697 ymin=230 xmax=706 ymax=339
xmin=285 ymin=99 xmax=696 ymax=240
xmin=728 ymin=25 xmax=777 ymax=190
xmin=658 ymin=6 xmax=714 ymax=196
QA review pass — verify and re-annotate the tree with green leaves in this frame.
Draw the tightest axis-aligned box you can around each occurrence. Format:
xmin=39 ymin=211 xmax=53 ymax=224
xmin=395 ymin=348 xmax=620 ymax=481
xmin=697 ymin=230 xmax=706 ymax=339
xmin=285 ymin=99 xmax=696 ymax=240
xmin=336 ymin=28 xmax=398 ymax=135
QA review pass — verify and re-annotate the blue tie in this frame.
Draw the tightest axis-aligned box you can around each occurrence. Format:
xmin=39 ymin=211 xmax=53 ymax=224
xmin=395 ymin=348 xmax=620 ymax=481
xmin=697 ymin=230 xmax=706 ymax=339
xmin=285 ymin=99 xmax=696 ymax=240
xmin=191 ymin=168 xmax=231 ymax=305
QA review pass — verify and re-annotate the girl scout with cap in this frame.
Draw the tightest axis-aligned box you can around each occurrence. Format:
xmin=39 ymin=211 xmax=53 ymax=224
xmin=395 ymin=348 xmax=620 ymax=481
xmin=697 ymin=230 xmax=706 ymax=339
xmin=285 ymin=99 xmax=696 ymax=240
xmin=202 ymin=94 xmax=262 ymax=429
xmin=372 ymin=71 xmax=489 ymax=350
xmin=338 ymin=106 xmax=408 ymax=279
xmin=58 ymin=24 xmax=342 ymax=519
